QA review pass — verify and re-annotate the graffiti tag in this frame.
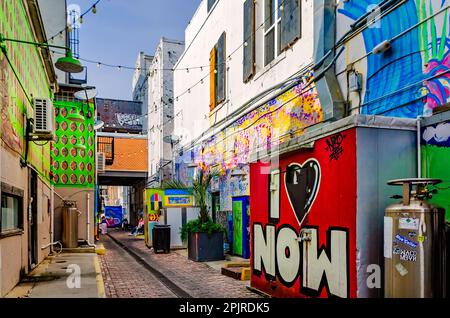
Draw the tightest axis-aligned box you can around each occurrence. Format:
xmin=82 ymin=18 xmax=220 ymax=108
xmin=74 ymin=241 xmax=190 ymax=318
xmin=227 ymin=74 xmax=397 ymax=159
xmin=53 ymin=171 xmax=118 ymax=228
xmin=325 ymin=133 xmax=346 ymax=161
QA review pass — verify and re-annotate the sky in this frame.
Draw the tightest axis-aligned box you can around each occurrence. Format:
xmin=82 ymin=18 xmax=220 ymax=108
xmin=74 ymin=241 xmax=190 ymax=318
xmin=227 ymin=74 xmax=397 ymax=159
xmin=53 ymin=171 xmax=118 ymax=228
xmin=70 ymin=0 xmax=200 ymax=100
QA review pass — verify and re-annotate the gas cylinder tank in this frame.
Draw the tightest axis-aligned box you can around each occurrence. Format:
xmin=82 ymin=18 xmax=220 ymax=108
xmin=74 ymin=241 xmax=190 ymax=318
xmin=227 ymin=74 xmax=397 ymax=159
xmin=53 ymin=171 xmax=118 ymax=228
xmin=384 ymin=179 xmax=446 ymax=298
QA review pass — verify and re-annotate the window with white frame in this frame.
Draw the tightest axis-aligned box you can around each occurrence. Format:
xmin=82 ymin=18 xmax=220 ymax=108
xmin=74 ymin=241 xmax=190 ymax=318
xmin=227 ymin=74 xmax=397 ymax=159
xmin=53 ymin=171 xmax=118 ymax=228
xmin=1 ymin=191 xmax=23 ymax=235
xmin=264 ymin=0 xmax=302 ymax=66
xmin=264 ymin=0 xmax=282 ymax=66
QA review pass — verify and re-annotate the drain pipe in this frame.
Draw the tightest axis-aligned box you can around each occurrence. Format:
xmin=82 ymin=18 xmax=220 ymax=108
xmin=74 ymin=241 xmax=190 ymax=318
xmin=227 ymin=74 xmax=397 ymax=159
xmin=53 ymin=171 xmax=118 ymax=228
xmin=417 ymin=116 xmax=423 ymax=178
xmin=41 ymin=185 xmax=62 ymax=254
xmin=86 ymin=193 xmax=96 ymax=248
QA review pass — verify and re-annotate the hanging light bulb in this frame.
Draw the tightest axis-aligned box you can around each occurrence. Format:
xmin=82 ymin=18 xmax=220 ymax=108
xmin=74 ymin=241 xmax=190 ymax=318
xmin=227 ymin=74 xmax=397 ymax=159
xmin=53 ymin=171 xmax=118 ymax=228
xmin=97 ymin=62 xmax=101 ymax=68
xmin=200 ymin=66 xmax=203 ymax=72
xmin=214 ymin=69 xmax=218 ymax=74
xmin=92 ymin=5 xmax=97 ymax=14
xmin=79 ymin=15 xmax=84 ymax=24
xmin=188 ymin=89 xmax=191 ymax=94
xmin=118 ymin=66 xmax=122 ymax=71
xmin=186 ymin=68 xmax=190 ymax=73
xmin=244 ymin=41 xmax=248 ymax=47
xmin=68 ymin=24 xmax=73 ymax=33
xmin=59 ymin=31 xmax=64 ymax=39
xmin=201 ymin=79 xmax=204 ymax=84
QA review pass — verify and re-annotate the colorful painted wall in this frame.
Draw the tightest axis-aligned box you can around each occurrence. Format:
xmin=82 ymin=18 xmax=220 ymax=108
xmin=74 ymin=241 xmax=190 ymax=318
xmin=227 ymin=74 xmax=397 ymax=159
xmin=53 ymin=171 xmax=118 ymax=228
xmin=176 ymin=77 xmax=323 ymax=211
xmin=0 ymin=0 xmax=52 ymax=180
xmin=421 ymin=117 xmax=450 ymax=221
xmin=51 ymin=101 xmax=95 ymax=188
xmin=250 ymin=129 xmax=357 ymax=298
xmin=337 ymin=0 xmax=450 ymax=118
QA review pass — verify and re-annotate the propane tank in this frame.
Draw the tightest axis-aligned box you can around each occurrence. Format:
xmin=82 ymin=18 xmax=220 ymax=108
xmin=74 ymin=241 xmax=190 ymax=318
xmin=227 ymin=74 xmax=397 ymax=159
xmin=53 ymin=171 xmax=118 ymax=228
xmin=62 ymin=200 xmax=80 ymax=248
xmin=384 ymin=179 xmax=446 ymax=298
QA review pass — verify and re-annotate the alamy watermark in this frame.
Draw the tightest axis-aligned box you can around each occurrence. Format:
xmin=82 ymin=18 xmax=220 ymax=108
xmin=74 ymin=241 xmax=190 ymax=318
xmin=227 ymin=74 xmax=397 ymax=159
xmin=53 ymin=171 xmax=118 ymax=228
xmin=66 ymin=264 xmax=81 ymax=289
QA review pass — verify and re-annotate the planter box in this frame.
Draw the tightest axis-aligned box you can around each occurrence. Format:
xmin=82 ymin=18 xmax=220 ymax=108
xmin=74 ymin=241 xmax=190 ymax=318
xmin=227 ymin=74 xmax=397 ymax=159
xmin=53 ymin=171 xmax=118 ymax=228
xmin=188 ymin=232 xmax=225 ymax=262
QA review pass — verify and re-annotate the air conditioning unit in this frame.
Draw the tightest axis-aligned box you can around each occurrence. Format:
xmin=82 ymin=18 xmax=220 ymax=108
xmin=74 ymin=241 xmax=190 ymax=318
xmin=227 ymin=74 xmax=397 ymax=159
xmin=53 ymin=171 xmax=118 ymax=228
xmin=97 ymin=152 xmax=106 ymax=173
xmin=32 ymin=98 xmax=54 ymax=137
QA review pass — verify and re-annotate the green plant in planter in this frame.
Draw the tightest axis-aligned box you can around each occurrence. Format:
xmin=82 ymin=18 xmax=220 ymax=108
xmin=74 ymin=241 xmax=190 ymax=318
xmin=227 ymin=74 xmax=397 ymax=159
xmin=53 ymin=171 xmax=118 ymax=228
xmin=180 ymin=169 xmax=225 ymax=242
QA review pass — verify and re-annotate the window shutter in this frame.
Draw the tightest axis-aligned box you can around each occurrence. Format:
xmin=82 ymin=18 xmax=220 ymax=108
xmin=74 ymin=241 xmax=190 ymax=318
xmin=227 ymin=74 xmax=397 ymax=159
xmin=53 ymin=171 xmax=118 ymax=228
xmin=207 ymin=0 xmax=217 ymax=12
xmin=210 ymin=47 xmax=216 ymax=112
xmin=243 ymin=0 xmax=255 ymax=82
xmin=216 ymin=32 xmax=226 ymax=105
xmin=281 ymin=0 xmax=301 ymax=51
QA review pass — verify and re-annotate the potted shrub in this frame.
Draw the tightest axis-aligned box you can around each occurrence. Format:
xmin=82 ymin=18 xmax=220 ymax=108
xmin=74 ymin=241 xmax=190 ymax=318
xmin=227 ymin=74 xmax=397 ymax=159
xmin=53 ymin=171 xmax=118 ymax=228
xmin=180 ymin=169 xmax=225 ymax=262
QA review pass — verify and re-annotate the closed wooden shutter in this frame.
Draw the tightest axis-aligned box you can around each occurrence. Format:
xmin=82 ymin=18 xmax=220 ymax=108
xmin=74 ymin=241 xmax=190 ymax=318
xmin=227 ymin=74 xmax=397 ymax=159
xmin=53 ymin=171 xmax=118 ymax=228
xmin=243 ymin=0 xmax=255 ymax=82
xmin=281 ymin=0 xmax=301 ymax=51
xmin=207 ymin=0 xmax=217 ymax=12
xmin=210 ymin=47 xmax=216 ymax=111
xmin=216 ymin=32 xmax=226 ymax=105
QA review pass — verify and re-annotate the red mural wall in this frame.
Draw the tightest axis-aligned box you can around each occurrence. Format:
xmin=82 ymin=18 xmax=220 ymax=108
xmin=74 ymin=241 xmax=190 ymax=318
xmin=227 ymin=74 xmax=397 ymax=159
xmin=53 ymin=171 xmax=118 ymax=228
xmin=250 ymin=128 xmax=357 ymax=298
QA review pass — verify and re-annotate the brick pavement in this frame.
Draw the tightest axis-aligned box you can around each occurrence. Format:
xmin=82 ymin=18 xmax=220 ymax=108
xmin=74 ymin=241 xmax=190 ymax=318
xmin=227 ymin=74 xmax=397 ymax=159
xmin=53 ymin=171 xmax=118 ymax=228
xmin=106 ymin=231 xmax=260 ymax=298
xmin=99 ymin=235 xmax=176 ymax=298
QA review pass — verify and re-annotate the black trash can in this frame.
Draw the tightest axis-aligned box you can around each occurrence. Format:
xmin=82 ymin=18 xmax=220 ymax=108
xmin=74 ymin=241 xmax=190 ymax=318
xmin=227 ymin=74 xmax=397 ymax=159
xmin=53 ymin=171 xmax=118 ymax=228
xmin=152 ymin=225 xmax=171 ymax=254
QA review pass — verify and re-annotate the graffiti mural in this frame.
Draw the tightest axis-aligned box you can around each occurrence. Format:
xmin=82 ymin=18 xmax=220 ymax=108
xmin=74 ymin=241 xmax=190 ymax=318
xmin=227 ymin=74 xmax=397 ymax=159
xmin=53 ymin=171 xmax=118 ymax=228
xmin=338 ymin=0 xmax=450 ymax=117
xmin=0 ymin=0 xmax=52 ymax=180
xmin=96 ymin=98 xmax=143 ymax=132
xmin=421 ymin=119 xmax=450 ymax=221
xmin=176 ymin=76 xmax=323 ymax=211
xmin=250 ymin=129 xmax=357 ymax=298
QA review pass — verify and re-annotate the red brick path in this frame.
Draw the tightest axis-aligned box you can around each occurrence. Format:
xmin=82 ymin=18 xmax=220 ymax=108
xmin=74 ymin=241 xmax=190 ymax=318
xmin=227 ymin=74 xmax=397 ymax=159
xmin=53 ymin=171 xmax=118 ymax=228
xmin=100 ymin=231 xmax=259 ymax=298
xmin=99 ymin=234 xmax=176 ymax=298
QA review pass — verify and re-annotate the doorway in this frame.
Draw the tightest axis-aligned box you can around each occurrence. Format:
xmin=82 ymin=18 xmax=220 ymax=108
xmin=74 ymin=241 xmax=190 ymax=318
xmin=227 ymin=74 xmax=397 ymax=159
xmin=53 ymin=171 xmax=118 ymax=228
xmin=28 ymin=169 xmax=38 ymax=270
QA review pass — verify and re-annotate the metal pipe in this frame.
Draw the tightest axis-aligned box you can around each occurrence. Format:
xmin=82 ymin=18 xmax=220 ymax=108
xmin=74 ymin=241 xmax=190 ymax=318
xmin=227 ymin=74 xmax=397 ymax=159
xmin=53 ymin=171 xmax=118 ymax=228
xmin=50 ymin=184 xmax=54 ymax=253
xmin=417 ymin=117 xmax=423 ymax=178
xmin=86 ymin=193 xmax=96 ymax=248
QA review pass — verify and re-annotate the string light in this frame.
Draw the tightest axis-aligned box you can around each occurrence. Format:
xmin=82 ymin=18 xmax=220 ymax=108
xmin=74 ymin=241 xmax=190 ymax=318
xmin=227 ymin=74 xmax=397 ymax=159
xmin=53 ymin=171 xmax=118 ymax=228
xmin=48 ymin=0 xmax=103 ymax=42
xmin=57 ymin=0 xmax=294 ymax=122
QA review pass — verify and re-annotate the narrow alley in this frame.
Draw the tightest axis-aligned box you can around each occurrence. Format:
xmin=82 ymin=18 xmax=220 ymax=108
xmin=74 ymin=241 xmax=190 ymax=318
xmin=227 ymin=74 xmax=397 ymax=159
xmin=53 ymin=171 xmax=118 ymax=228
xmin=99 ymin=231 xmax=259 ymax=299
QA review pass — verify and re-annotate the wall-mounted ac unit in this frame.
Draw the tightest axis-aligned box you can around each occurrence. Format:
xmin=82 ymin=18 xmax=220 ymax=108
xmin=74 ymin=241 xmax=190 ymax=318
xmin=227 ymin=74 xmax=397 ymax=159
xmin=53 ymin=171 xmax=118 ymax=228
xmin=97 ymin=152 xmax=106 ymax=173
xmin=32 ymin=98 xmax=54 ymax=138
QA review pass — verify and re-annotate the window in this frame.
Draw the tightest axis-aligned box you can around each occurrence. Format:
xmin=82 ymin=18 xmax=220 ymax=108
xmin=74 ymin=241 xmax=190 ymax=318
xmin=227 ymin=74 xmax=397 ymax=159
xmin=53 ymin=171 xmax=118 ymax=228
xmin=1 ymin=191 xmax=23 ymax=235
xmin=264 ymin=0 xmax=282 ymax=66
xmin=207 ymin=0 xmax=217 ymax=12
xmin=264 ymin=0 xmax=301 ymax=66
xmin=243 ymin=0 xmax=256 ymax=82
xmin=209 ymin=32 xmax=227 ymax=111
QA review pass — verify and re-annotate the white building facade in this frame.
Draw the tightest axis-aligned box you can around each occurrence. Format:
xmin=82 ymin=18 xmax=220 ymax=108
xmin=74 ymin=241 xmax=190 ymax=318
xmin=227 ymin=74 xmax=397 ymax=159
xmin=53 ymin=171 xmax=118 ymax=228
xmin=173 ymin=0 xmax=338 ymax=214
xmin=133 ymin=38 xmax=185 ymax=187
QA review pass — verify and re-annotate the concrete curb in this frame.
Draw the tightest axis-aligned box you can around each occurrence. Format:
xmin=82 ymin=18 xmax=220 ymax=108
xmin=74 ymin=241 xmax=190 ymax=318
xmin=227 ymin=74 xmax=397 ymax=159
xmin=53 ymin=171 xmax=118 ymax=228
xmin=94 ymin=255 xmax=106 ymax=298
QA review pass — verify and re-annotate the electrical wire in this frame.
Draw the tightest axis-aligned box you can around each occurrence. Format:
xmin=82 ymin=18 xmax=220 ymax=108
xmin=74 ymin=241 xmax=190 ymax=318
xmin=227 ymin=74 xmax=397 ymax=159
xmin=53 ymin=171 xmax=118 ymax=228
xmin=48 ymin=0 xmax=103 ymax=43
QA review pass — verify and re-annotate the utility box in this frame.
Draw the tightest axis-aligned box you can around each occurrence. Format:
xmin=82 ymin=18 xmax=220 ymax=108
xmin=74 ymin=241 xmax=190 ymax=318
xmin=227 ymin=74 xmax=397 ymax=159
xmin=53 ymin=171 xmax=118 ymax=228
xmin=384 ymin=179 xmax=447 ymax=298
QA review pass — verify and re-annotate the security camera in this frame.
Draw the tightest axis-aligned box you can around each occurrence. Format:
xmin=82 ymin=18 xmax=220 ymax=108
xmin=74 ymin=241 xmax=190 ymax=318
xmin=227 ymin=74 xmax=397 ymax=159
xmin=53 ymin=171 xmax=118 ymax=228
xmin=372 ymin=40 xmax=391 ymax=55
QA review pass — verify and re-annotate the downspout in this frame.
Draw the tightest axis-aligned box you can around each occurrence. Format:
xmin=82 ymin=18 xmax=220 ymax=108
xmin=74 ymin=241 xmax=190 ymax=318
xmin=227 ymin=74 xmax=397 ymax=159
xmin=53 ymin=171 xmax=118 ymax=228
xmin=41 ymin=185 xmax=62 ymax=253
xmin=417 ymin=117 xmax=423 ymax=178
xmin=86 ymin=193 xmax=96 ymax=248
